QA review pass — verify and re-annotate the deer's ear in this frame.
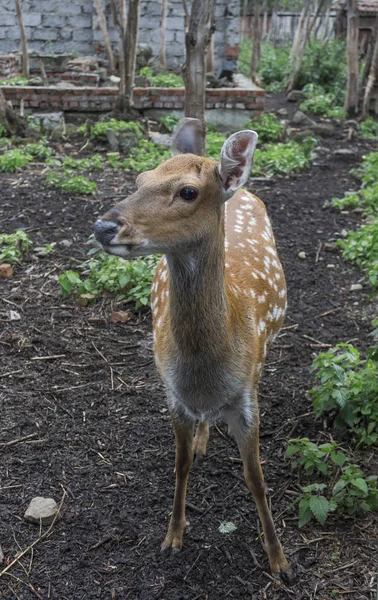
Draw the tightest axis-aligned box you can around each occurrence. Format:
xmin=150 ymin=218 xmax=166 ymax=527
xmin=218 ymin=130 xmax=258 ymax=195
xmin=172 ymin=118 xmax=203 ymax=156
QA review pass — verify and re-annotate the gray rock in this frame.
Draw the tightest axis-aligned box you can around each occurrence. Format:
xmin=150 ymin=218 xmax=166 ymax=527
xmin=287 ymin=90 xmax=306 ymax=102
xmin=50 ymin=123 xmax=77 ymax=141
xmin=136 ymin=44 xmax=153 ymax=69
xmin=333 ymin=148 xmax=357 ymax=158
xmin=350 ymin=283 xmax=363 ymax=291
xmin=310 ymin=123 xmax=338 ymax=138
xmin=276 ymin=108 xmax=288 ymax=116
xmin=30 ymin=112 xmax=65 ymax=132
xmin=298 ymin=251 xmax=306 ymax=260
xmin=149 ymin=132 xmax=172 ymax=147
xmin=290 ymin=128 xmax=316 ymax=142
xmin=292 ymin=111 xmax=315 ymax=126
xmin=106 ymin=130 xmax=139 ymax=154
xmin=24 ymin=497 xmax=58 ymax=525
xmin=59 ymin=239 xmax=73 ymax=248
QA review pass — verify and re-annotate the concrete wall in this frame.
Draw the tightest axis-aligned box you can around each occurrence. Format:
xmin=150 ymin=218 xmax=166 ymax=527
xmin=0 ymin=0 xmax=240 ymax=71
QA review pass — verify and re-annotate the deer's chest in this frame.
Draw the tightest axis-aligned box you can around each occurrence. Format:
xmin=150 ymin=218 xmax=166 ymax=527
xmin=160 ymin=353 xmax=246 ymax=423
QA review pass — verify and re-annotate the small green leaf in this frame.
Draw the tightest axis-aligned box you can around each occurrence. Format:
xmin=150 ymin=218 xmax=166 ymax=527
xmin=351 ymin=478 xmax=368 ymax=494
xmin=309 ymin=495 xmax=330 ymax=525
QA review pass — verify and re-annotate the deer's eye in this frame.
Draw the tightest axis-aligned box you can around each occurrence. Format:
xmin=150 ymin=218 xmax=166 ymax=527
xmin=179 ymin=187 xmax=198 ymax=201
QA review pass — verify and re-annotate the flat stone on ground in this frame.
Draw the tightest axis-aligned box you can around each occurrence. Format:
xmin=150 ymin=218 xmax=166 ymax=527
xmin=24 ymin=497 xmax=58 ymax=525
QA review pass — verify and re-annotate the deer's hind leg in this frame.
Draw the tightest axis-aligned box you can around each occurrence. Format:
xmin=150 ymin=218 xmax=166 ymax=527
xmin=162 ymin=415 xmax=194 ymax=553
xmin=193 ymin=421 xmax=209 ymax=461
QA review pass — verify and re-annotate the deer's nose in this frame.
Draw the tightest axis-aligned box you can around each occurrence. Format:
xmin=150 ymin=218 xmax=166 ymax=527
xmin=94 ymin=219 xmax=120 ymax=246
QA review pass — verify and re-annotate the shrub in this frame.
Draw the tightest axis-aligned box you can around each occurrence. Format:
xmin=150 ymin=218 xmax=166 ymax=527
xmin=0 ymin=230 xmax=33 ymax=264
xmin=159 ymin=115 xmax=179 ymax=132
xmin=140 ymin=66 xmax=183 ymax=88
xmin=58 ymin=253 xmax=160 ymax=308
xmin=206 ymin=130 xmax=226 ymax=160
xmin=310 ymin=343 xmax=378 ymax=446
xmin=286 ymin=438 xmax=347 ymax=476
xmin=287 ymin=438 xmax=378 ymax=526
xmin=254 ymin=138 xmax=314 ymax=176
xmin=351 ymin=152 xmax=378 ymax=186
xmin=300 ymin=84 xmax=345 ymax=119
xmin=338 ymin=219 xmax=378 ymax=289
xmin=45 ymin=171 xmax=97 ymax=194
xmin=0 ymin=148 xmax=33 ymax=171
xmin=123 ymin=139 xmax=171 ymax=172
xmin=331 ymin=185 xmax=378 ymax=214
xmin=243 ymin=113 xmax=285 ymax=143
xmin=79 ymin=119 xmax=143 ymax=140
xmin=360 ymin=117 xmax=378 ymax=140
xmin=23 ymin=140 xmax=53 ymax=160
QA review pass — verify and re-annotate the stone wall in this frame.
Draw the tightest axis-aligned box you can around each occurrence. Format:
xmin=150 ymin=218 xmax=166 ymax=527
xmin=2 ymin=85 xmax=264 ymax=128
xmin=0 ymin=0 xmax=240 ymax=71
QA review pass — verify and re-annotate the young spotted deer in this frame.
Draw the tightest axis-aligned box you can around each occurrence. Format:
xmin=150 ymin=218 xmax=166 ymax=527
xmin=93 ymin=119 xmax=290 ymax=579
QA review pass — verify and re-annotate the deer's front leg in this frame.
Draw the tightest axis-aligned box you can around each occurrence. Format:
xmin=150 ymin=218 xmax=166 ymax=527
xmin=161 ymin=414 xmax=194 ymax=553
xmin=233 ymin=410 xmax=291 ymax=579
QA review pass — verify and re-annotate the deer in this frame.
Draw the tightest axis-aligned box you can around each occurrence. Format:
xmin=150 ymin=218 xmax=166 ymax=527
xmin=93 ymin=119 xmax=291 ymax=580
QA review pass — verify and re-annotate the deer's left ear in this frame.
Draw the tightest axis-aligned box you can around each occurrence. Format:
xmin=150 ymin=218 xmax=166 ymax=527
xmin=218 ymin=130 xmax=258 ymax=196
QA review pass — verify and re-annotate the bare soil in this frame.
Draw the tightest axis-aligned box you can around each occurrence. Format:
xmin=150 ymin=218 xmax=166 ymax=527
xmin=0 ymin=106 xmax=377 ymax=599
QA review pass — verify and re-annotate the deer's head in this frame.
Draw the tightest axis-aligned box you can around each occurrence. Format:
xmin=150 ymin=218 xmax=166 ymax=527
xmin=94 ymin=119 xmax=258 ymax=258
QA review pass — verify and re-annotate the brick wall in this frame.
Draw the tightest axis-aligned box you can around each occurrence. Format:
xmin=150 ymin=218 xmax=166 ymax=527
xmin=0 ymin=0 xmax=240 ymax=71
xmin=2 ymin=85 xmax=264 ymax=114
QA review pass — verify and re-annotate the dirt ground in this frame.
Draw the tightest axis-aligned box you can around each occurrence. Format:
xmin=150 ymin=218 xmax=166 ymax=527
xmin=0 ymin=102 xmax=377 ymax=599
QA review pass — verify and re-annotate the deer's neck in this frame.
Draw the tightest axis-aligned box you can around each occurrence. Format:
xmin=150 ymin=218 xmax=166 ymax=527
xmin=166 ymin=214 xmax=228 ymax=356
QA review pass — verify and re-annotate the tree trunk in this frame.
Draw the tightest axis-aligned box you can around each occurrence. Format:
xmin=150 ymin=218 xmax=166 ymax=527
xmin=286 ymin=0 xmax=328 ymax=92
xmin=344 ymin=0 xmax=359 ymax=116
xmin=362 ymin=16 xmax=378 ymax=116
xmin=0 ymin=88 xmax=27 ymax=137
xmin=361 ymin=15 xmax=378 ymax=99
xmin=262 ymin=0 xmax=268 ymax=40
xmin=160 ymin=0 xmax=168 ymax=68
xmin=250 ymin=0 xmax=262 ymax=84
xmin=93 ymin=0 xmax=116 ymax=73
xmin=15 ymin=0 xmax=29 ymax=78
xmin=112 ymin=0 xmax=140 ymax=115
xmin=184 ymin=0 xmax=215 ymax=156
xmin=290 ymin=0 xmax=313 ymax=60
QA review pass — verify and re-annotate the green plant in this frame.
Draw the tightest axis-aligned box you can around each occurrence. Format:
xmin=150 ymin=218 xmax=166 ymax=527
xmin=0 ymin=148 xmax=33 ymax=171
xmin=0 ymin=124 xmax=6 ymax=137
xmin=338 ymin=219 xmax=378 ymax=289
xmin=62 ymin=155 xmax=104 ymax=170
xmin=24 ymin=140 xmax=53 ymax=160
xmin=159 ymin=114 xmax=179 ymax=132
xmin=206 ymin=131 xmax=227 ymax=160
xmin=45 ymin=170 xmax=97 ymax=194
xmin=254 ymin=138 xmax=315 ymax=176
xmin=79 ymin=119 xmax=143 ymax=140
xmin=360 ymin=117 xmax=378 ymax=140
xmin=310 ymin=343 xmax=378 ymax=446
xmin=331 ymin=184 xmax=378 ymax=215
xmin=0 ymin=230 xmax=32 ymax=264
xmin=58 ymin=253 xmax=160 ymax=308
xmin=243 ymin=113 xmax=285 ymax=143
xmin=107 ymin=152 xmax=122 ymax=169
xmin=300 ymin=84 xmax=345 ymax=119
xmin=286 ymin=438 xmax=347 ymax=476
xmin=140 ymin=66 xmax=183 ymax=88
xmin=332 ymin=464 xmax=378 ymax=515
xmin=298 ymin=483 xmax=336 ymax=527
xmin=351 ymin=152 xmax=378 ymax=186
xmin=123 ymin=139 xmax=171 ymax=172
xmin=0 ymin=76 xmax=29 ymax=86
